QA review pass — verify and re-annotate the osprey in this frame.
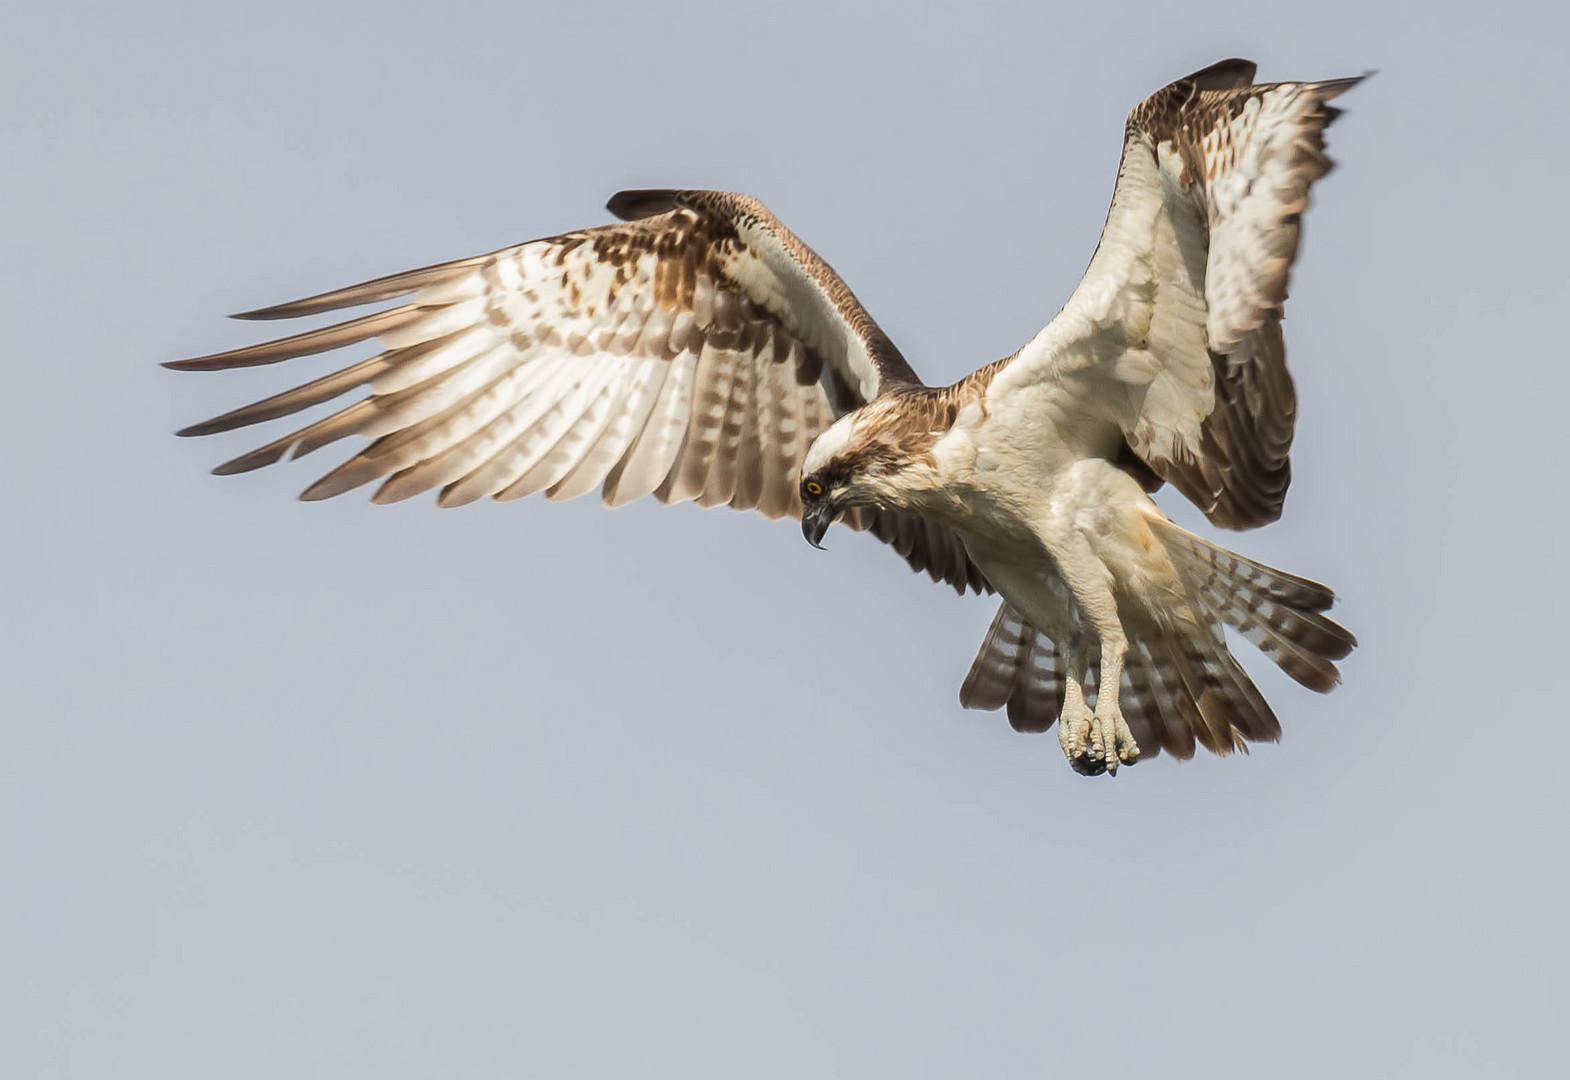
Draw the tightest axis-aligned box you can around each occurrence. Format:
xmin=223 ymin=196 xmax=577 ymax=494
xmin=170 ymin=59 xmax=1360 ymax=777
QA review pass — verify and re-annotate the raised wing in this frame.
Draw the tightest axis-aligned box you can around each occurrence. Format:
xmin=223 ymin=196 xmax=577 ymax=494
xmin=990 ymin=59 xmax=1364 ymax=529
xmin=169 ymin=189 xmax=987 ymax=593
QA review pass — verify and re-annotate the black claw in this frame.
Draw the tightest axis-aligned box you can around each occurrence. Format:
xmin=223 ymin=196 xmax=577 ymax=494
xmin=1071 ymin=753 xmax=1107 ymax=777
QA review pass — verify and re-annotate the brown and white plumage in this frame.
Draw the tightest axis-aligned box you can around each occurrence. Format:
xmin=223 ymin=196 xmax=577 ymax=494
xmin=992 ymin=58 xmax=1362 ymax=529
xmin=936 ymin=58 xmax=1364 ymax=768
xmin=958 ymin=519 xmax=1355 ymax=763
xmin=170 ymin=59 xmax=1362 ymax=777
xmin=170 ymin=189 xmax=984 ymax=594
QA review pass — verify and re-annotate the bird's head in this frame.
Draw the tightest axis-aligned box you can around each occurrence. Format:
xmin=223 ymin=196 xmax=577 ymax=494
xmin=798 ymin=403 xmax=940 ymax=549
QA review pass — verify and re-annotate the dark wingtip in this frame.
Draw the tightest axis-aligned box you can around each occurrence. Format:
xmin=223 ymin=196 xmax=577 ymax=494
xmin=211 ymin=455 xmax=274 ymax=476
xmin=177 ymin=414 xmax=250 ymax=438
xmin=606 ymin=189 xmax=683 ymax=221
xmin=1317 ymin=71 xmax=1374 ymax=101
xmin=1185 ymin=57 xmax=1259 ymax=90
xmin=228 ymin=305 xmax=296 ymax=321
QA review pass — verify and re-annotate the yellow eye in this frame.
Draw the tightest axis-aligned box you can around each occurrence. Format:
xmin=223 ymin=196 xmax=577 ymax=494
xmin=804 ymin=480 xmax=824 ymax=497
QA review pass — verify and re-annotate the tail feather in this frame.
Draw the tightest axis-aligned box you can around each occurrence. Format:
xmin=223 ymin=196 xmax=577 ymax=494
xmin=1009 ymin=634 xmax=1064 ymax=735
xmin=960 ymin=603 xmax=1232 ymax=762
xmin=1217 ymin=600 xmax=1345 ymax=693
xmin=958 ymin=603 xmax=1031 ymax=712
xmin=1131 ymin=640 xmax=1197 ymax=760
xmin=1161 ymin=629 xmax=1244 ymax=755
xmin=957 ymin=516 xmax=1354 ymax=766
xmin=1152 ymin=518 xmax=1356 ymax=694
xmin=1156 ymin=523 xmax=1336 ymax=610
xmin=1204 ymin=636 xmax=1283 ymax=747
xmin=959 ymin=603 xmax=1063 ymax=733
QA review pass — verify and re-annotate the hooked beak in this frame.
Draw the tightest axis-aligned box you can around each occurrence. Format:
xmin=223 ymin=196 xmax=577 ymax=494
xmin=801 ymin=500 xmax=834 ymax=550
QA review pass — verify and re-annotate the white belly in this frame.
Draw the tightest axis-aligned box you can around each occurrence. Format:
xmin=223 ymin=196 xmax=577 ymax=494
xmin=926 ymin=409 xmax=1173 ymax=638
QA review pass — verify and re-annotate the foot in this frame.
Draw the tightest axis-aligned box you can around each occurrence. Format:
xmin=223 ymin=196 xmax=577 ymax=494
xmin=1058 ymin=702 xmax=1103 ymax=776
xmin=1087 ymin=707 xmax=1140 ymax=776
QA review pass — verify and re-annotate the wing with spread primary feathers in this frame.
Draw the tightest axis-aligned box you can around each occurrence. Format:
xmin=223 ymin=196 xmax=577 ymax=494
xmin=169 ymin=189 xmax=987 ymax=594
xmin=990 ymin=59 xmax=1364 ymax=529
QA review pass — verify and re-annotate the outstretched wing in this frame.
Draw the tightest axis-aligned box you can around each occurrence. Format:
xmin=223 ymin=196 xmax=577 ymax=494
xmin=169 ymin=189 xmax=987 ymax=593
xmin=990 ymin=59 xmax=1364 ymax=529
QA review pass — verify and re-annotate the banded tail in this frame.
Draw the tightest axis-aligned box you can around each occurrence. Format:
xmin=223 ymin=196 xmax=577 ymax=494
xmin=958 ymin=523 xmax=1354 ymax=762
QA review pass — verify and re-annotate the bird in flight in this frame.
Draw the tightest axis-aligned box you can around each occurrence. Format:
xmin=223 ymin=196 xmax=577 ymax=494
xmin=170 ymin=58 xmax=1360 ymax=777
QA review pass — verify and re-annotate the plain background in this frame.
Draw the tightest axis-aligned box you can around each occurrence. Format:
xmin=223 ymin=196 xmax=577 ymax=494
xmin=5 ymin=1 xmax=1567 ymax=1077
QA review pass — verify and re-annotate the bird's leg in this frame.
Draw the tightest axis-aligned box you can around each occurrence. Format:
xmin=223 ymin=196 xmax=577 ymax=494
xmin=1057 ymin=634 xmax=1098 ymax=775
xmin=1048 ymin=528 xmax=1141 ymax=777
xmin=1087 ymin=633 xmax=1139 ymax=775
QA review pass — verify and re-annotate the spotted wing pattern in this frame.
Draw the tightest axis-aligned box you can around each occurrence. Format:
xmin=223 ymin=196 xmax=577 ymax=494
xmin=170 ymin=191 xmax=986 ymax=594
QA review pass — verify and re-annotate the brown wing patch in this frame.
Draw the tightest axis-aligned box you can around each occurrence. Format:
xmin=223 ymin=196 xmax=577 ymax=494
xmin=609 ymin=189 xmax=924 ymax=393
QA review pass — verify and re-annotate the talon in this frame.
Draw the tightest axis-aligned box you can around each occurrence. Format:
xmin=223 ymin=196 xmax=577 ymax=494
xmin=1078 ymin=709 xmax=1140 ymax=777
xmin=1059 ymin=709 xmax=1091 ymax=765
xmin=1070 ymin=753 xmax=1106 ymax=777
xmin=1099 ymin=725 xmax=1119 ymax=776
xmin=1114 ymin=714 xmax=1140 ymax=767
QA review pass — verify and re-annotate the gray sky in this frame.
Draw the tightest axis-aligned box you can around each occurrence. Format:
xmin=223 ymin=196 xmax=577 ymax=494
xmin=4 ymin=1 xmax=1566 ymax=1077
